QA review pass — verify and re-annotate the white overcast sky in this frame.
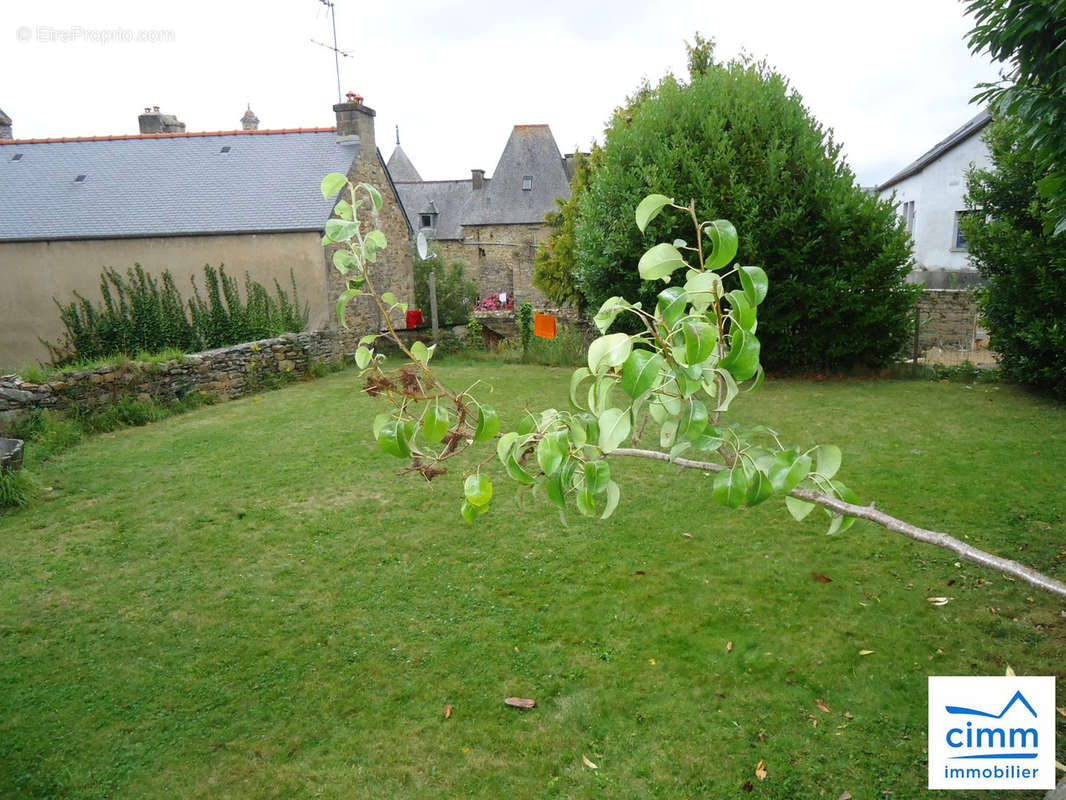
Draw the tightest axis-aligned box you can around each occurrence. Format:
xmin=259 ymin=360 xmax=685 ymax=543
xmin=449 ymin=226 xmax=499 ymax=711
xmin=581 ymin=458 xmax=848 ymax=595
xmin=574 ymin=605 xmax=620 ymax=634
xmin=2 ymin=0 xmax=1002 ymax=188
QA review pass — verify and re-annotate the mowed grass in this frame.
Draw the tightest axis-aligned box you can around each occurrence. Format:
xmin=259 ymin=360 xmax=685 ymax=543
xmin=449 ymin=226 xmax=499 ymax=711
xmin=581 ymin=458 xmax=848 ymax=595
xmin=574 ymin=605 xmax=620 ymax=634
xmin=1 ymin=365 xmax=1063 ymax=799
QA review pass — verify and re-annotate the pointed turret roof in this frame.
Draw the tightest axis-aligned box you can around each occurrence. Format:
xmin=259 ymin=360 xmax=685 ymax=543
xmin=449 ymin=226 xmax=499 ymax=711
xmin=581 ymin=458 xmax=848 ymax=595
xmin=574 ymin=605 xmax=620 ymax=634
xmin=387 ymin=144 xmax=422 ymax=182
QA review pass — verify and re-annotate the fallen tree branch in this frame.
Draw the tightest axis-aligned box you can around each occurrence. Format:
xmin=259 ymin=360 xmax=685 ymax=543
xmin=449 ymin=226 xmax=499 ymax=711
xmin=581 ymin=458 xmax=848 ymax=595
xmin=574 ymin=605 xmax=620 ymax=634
xmin=613 ymin=447 xmax=1066 ymax=600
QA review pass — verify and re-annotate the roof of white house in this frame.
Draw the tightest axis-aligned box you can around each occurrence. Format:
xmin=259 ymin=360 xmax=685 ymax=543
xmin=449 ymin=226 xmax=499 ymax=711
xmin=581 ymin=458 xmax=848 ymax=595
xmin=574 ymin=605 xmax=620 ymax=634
xmin=0 ymin=128 xmax=360 ymax=241
xmin=876 ymin=109 xmax=992 ymax=192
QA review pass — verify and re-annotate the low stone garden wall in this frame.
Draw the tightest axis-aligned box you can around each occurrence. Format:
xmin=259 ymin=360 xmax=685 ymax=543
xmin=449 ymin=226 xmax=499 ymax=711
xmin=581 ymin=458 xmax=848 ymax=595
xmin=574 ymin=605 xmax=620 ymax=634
xmin=0 ymin=328 xmax=365 ymax=433
xmin=915 ymin=289 xmax=981 ymax=352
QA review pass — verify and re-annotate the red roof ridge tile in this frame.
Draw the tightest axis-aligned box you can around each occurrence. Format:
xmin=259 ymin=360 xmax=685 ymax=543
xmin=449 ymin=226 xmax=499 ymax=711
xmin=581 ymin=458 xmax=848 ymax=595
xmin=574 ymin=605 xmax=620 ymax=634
xmin=0 ymin=127 xmax=338 ymax=145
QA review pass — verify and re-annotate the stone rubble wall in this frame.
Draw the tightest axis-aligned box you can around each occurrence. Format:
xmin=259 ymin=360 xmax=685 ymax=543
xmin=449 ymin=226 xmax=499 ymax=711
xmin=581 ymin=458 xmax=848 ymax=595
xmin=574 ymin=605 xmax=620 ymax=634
xmin=916 ymin=289 xmax=981 ymax=352
xmin=0 ymin=329 xmax=366 ymax=433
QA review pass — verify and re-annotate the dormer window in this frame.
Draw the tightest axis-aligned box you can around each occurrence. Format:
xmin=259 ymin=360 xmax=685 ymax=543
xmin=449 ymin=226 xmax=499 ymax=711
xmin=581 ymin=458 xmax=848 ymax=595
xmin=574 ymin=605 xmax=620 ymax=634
xmin=420 ymin=214 xmax=432 ymax=228
xmin=522 ymin=175 xmax=533 ymax=191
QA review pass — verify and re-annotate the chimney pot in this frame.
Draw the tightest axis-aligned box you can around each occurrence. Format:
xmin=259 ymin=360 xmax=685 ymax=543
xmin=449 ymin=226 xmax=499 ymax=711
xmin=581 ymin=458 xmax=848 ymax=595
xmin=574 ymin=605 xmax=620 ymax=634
xmin=471 ymin=169 xmax=485 ymax=190
xmin=333 ymin=92 xmax=375 ymax=159
xmin=139 ymin=106 xmax=186 ymax=134
xmin=153 ymin=106 xmax=160 ymax=112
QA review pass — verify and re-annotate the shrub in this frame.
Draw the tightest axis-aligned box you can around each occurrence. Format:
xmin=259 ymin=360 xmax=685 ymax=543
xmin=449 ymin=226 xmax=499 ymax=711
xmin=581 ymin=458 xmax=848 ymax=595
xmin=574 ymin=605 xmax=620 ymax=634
xmin=517 ymin=302 xmax=534 ymax=352
xmin=574 ymin=53 xmax=918 ymax=371
xmin=963 ymin=117 xmax=1066 ymax=397
xmin=49 ymin=265 xmax=308 ymax=364
xmin=412 ymin=255 xmax=478 ymax=326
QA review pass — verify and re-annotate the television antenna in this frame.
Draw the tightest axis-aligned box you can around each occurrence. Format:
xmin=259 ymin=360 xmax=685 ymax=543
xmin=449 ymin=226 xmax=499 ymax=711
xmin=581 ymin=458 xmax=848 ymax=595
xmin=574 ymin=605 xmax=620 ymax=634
xmin=312 ymin=0 xmax=351 ymax=104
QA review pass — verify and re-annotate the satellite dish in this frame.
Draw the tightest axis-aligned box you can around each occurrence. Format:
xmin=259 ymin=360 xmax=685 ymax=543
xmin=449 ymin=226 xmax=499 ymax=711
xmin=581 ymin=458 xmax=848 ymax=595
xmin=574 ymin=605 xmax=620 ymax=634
xmin=416 ymin=230 xmax=429 ymax=260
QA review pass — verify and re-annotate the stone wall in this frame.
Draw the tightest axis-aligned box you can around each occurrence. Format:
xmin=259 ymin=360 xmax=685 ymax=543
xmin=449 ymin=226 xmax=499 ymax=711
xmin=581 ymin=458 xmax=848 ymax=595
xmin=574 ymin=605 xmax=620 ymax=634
xmin=915 ymin=289 xmax=980 ymax=352
xmin=450 ymin=223 xmax=549 ymax=306
xmin=0 ymin=328 xmax=368 ymax=433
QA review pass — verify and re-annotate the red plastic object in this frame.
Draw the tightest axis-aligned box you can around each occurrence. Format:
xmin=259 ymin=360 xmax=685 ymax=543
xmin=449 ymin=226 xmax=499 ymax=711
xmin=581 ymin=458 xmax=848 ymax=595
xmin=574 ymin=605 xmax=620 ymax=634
xmin=406 ymin=309 xmax=424 ymax=329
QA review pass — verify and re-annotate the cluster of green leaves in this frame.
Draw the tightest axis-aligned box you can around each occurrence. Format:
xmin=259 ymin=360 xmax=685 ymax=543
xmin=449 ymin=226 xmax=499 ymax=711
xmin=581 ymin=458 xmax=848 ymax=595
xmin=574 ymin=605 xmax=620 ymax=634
xmin=569 ymin=54 xmax=918 ymax=371
xmin=517 ymin=301 xmax=535 ymax=352
xmin=966 ymin=0 xmax=1066 ymax=236
xmin=49 ymin=264 xmax=307 ymax=365
xmin=412 ymin=253 xmax=478 ymax=326
xmin=326 ymin=172 xmax=857 ymax=532
xmin=963 ymin=117 xmax=1066 ymax=398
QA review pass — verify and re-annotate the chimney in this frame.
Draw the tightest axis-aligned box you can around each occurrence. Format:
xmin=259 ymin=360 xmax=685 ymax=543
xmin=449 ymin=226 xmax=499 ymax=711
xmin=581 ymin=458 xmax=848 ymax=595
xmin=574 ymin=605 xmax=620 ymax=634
xmin=471 ymin=169 xmax=485 ymax=190
xmin=138 ymin=106 xmax=186 ymax=134
xmin=240 ymin=104 xmax=259 ymax=131
xmin=333 ymin=90 xmax=374 ymax=158
xmin=0 ymin=107 xmax=11 ymax=140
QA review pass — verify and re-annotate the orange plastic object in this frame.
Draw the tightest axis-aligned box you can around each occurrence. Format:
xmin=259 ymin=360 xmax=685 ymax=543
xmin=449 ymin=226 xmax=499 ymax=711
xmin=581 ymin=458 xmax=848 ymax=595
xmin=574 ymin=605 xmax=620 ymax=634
xmin=533 ymin=313 xmax=556 ymax=339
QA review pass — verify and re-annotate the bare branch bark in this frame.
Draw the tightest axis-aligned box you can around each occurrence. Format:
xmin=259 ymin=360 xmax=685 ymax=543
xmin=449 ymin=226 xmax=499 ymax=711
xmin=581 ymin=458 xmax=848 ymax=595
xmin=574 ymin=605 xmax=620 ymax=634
xmin=612 ymin=447 xmax=1066 ymax=600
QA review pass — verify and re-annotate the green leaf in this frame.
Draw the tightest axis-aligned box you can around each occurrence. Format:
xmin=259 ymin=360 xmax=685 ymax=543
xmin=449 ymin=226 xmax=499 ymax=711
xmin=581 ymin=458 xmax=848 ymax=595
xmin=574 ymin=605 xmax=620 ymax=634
xmin=422 ymin=405 xmax=450 ymax=443
xmin=333 ymin=199 xmax=354 ymax=220
xmin=545 ymin=471 xmax=567 ymax=510
xmin=335 ymin=287 xmax=361 ymax=328
xmin=597 ymin=407 xmax=631 ymax=453
xmin=584 ymin=460 xmax=611 ymax=494
xmin=815 ymin=445 xmax=842 ymax=480
xmin=745 ymin=468 xmax=773 ymax=506
xmin=712 ymin=368 xmax=739 ymax=413
xmin=381 ymin=291 xmax=398 ymax=306
xmin=464 ymin=473 xmax=493 ymax=508
xmin=569 ymin=367 xmax=593 ymax=410
xmin=372 ymin=413 xmax=390 ymax=440
xmin=726 ymin=290 xmax=757 ymax=333
xmin=411 ymin=340 xmax=433 ymax=365
xmin=682 ymin=321 xmax=717 ymax=365
xmin=325 ymin=219 xmax=359 ymax=243
xmin=587 ymin=333 xmax=632 ymax=375
xmin=684 ymin=271 xmax=721 ymax=313
xmin=738 ymin=266 xmax=769 ymax=306
xmin=635 ymin=193 xmax=673 ymax=232
xmin=679 ymin=396 xmax=709 ymax=441
xmin=691 ymin=431 xmax=724 ymax=452
xmin=332 ymin=249 xmax=357 ymax=274
xmin=576 ymin=486 xmax=597 ymax=517
xmin=704 ymin=219 xmax=739 ymax=270
xmin=712 ymin=467 xmax=748 ymax=508
xmin=659 ymin=418 xmax=678 ymax=449
xmin=638 ymin=243 xmax=687 ymax=281
xmin=536 ymin=430 xmax=568 ymax=475
xmin=359 ymin=182 xmax=384 ymax=211
xmin=377 ymin=420 xmax=411 ymax=459
xmin=496 ymin=431 xmax=519 ymax=463
xmin=592 ymin=296 xmax=632 ymax=334
xmin=320 ymin=172 xmax=348 ymax=198
xmin=504 ymin=451 xmax=535 ymax=485
xmin=620 ymin=349 xmax=665 ymax=400
xmin=769 ymin=453 xmax=812 ymax=494
xmin=718 ymin=328 xmax=761 ymax=382
xmin=785 ymin=495 xmax=816 ymax=521
xmin=474 ymin=406 xmax=500 ymax=442
xmin=365 ymin=229 xmax=387 ymax=252
xmin=669 ymin=440 xmax=692 ymax=460
xmin=601 ymin=480 xmax=621 ymax=519
xmin=460 ymin=500 xmax=478 ymax=524
xmin=355 ymin=346 xmax=372 ymax=369
xmin=656 ymin=286 xmax=688 ymax=330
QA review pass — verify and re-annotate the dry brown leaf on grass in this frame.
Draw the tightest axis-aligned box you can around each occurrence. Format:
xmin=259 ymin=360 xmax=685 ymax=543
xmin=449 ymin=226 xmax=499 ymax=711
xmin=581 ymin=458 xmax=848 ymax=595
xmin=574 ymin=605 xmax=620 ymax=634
xmin=927 ymin=596 xmax=952 ymax=606
xmin=444 ymin=704 xmax=452 ymax=719
xmin=755 ymin=760 xmax=767 ymax=780
xmin=813 ymin=573 xmax=833 ymax=583
xmin=726 ymin=640 xmax=733 ymax=652
xmin=838 ymin=792 xmax=853 ymax=800
xmin=1057 ymin=706 xmax=1066 ymax=718
xmin=1005 ymin=664 xmax=1016 ymax=677
xmin=504 ymin=697 xmax=536 ymax=709
xmin=815 ymin=698 xmax=833 ymax=713
xmin=858 ymin=649 xmax=874 ymax=656
xmin=582 ymin=755 xmax=598 ymax=769
xmin=741 ymin=781 xmax=754 ymax=792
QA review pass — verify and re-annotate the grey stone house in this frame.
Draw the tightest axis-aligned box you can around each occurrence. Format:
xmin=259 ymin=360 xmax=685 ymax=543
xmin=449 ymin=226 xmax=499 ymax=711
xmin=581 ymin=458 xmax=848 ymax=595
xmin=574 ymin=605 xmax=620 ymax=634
xmin=389 ymin=124 xmax=577 ymax=305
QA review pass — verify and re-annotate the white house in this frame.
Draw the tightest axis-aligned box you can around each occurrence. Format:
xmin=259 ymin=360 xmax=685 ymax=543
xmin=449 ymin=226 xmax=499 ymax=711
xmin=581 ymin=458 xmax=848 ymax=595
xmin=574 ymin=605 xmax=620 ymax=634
xmin=876 ymin=110 xmax=991 ymax=288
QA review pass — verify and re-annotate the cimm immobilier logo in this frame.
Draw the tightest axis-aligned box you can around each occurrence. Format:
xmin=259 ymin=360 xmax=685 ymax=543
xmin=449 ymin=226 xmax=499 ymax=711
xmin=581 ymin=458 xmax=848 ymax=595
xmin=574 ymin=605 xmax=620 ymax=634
xmin=928 ymin=676 xmax=1056 ymax=790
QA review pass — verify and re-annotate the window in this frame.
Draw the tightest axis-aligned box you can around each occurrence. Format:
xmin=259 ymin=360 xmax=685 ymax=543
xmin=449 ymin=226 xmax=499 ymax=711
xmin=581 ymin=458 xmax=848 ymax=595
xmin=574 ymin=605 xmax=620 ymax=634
xmin=522 ymin=175 xmax=533 ymax=191
xmin=420 ymin=214 xmax=432 ymax=228
xmin=220 ymin=146 xmax=232 ymax=153
xmin=74 ymin=174 xmax=86 ymax=183
xmin=901 ymin=200 xmax=916 ymax=235
xmin=953 ymin=211 xmax=973 ymax=251
xmin=10 ymin=153 xmax=23 ymax=161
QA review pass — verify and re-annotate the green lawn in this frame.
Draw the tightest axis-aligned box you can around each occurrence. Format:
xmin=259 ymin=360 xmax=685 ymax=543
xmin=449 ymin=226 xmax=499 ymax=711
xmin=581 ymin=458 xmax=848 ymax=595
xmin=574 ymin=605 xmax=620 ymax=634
xmin=1 ymin=365 xmax=1063 ymax=798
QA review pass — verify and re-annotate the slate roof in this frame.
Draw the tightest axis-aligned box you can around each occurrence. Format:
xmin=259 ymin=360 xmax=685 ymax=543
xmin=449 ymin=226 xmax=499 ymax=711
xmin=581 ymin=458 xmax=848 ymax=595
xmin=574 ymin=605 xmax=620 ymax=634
xmin=0 ymin=128 xmax=360 ymax=241
xmin=463 ymin=125 xmax=571 ymax=225
xmin=393 ymin=178 xmax=484 ymax=240
xmin=876 ymin=109 xmax=992 ymax=192
xmin=0 ymin=107 xmax=10 ymax=127
xmin=386 ymin=145 xmax=422 ymax=182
